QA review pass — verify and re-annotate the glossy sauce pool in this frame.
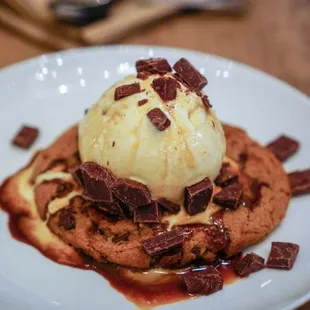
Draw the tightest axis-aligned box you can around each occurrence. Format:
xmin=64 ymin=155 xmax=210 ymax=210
xmin=5 ymin=209 xmax=240 ymax=308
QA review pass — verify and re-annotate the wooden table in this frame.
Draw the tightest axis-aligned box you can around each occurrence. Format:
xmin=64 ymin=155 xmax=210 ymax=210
xmin=0 ymin=0 xmax=309 ymax=309
xmin=1 ymin=0 xmax=309 ymax=96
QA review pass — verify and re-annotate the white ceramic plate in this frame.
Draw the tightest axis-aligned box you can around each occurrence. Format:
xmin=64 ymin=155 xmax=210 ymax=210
xmin=0 ymin=45 xmax=309 ymax=310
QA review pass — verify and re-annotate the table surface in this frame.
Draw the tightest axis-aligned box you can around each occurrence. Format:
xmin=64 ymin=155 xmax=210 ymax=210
xmin=0 ymin=0 xmax=309 ymax=309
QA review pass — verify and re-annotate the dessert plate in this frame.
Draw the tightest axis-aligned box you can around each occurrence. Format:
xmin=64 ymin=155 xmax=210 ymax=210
xmin=0 ymin=45 xmax=309 ymax=310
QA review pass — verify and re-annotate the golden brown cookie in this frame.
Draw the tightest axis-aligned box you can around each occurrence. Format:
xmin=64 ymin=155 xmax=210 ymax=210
xmin=0 ymin=124 xmax=291 ymax=269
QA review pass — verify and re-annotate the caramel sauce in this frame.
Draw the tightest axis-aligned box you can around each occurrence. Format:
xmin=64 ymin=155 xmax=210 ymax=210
xmin=2 ymin=208 xmax=240 ymax=308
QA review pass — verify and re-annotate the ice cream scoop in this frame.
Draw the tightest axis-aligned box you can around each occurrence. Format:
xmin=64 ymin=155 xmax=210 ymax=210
xmin=79 ymin=72 xmax=226 ymax=203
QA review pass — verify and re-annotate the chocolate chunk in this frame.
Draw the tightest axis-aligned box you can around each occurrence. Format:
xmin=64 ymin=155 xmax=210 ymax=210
xmin=235 ymin=253 xmax=265 ymax=277
xmin=147 ymin=108 xmax=171 ymax=131
xmin=112 ymin=178 xmax=151 ymax=208
xmin=70 ymin=165 xmax=84 ymax=186
xmin=266 ymin=242 xmax=299 ymax=270
xmin=288 ymin=169 xmax=310 ymax=196
xmin=12 ymin=125 xmax=39 ymax=149
xmin=134 ymin=202 xmax=161 ymax=223
xmin=138 ymin=99 xmax=148 ymax=106
xmin=266 ymin=135 xmax=299 ymax=161
xmin=184 ymin=178 xmax=213 ymax=215
xmin=112 ymin=232 xmax=129 ymax=243
xmin=136 ymin=58 xmax=172 ymax=74
xmin=173 ymin=58 xmax=207 ymax=91
xmin=114 ymin=83 xmax=141 ymax=101
xmin=152 ymin=77 xmax=178 ymax=102
xmin=157 ymin=198 xmax=180 ymax=214
xmin=213 ymin=183 xmax=243 ymax=210
xmin=80 ymin=162 xmax=114 ymax=203
xmin=84 ymin=109 xmax=88 ymax=115
xmin=97 ymin=200 xmax=125 ymax=218
xmin=142 ymin=230 xmax=185 ymax=256
xmin=182 ymin=267 xmax=223 ymax=295
xmin=58 ymin=207 xmax=76 ymax=230
xmin=215 ymin=163 xmax=239 ymax=187
xmin=201 ymin=95 xmax=212 ymax=109
xmin=191 ymin=246 xmax=201 ymax=258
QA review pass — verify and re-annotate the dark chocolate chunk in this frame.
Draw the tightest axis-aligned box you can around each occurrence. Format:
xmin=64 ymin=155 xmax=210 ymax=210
xmin=70 ymin=165 xmax=84 ymax=186
xmin=147 ymin=108 xmax=171 ymax=131
xmin=142 ymin=230 xmax=185 ymax=256
xmin=152 ymin=77 xmax=178 ymax=102
xmin=80 ymin=161 xmax=114 ymax=203
xmin=138 ymin=99 xmax=148 ymax=106
xmin=134 ymin=202 xmax=161 ymax=223
xmin=84 ymin=109 xmax=88 ymax=115
xmin=235 ymin=252 xmax=265 ymax=277
xmin=213 ymin=183 xmax=243 ymax=210
xmin=157 ymin=198 xmax=180 ymax=214
xmin=184 ymin=178 xmax=213 ymax=215
xmin=97 ymin=200 xmax=125 ymax=218
xmin=182 ymin=267 xmax=223 ymax=295
xmin=12 ymin=125 xmax=39 ymax=149
xmin=266 ymin=135 xmax=299 ymax=161
xmin=173 ymin=58 xmax=207 ymax=91
xmin=215 ymin=163 xmax=239 ymax=187
xmin=136 ymin=58 xmax=172 ymax=74
xmin=58 ymin=207 xmax=76 ymax=230
xmin=114 ymin=83 xmax=141 ymax=101
xmin=112 ymin=178 xmax=151 ymax=208
xmin=201 ymin=95 xmax=212 ymax=109
xmin=288 ymin=169 xmax=310 ymax=196
xmin=112 ymin=232 xmax=129 ymax=243
xmin=266 ymin=242 xmax=299 ymax=270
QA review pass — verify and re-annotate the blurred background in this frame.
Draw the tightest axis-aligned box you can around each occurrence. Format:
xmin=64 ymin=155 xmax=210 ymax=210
xmin=0 ymin=0 xmax=309 ymax=96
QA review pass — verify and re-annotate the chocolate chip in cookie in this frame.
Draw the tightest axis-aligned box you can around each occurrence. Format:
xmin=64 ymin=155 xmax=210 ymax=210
xmin=288 ymin=169 xmax=310 ymax=196
xmin=58 ymin=207 xmax=76 ymax=230
xmin=112 ymin=178 xmax=151 ymax=208
xmin=184 ymin=178 xmax=213 ymax=215
xmin=182 ymin=267 xmax=223 ymax=295
xmin=235 ymin=252 xmax=265 ymax=277
xmin=215 ymin=163 xmax=238 ymax=187
xmin=266 ymin=135 xmax=299 ymax=161
xmin=142 ymin=230 xmax=185 ymax=256
xmin=213 ymin=183 xmax=243 ymax=210
xmin=266 ymin=242 xmax=299 ymax=270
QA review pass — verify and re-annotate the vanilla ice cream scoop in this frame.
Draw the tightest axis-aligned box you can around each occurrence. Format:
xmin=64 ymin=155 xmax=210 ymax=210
xmin=79 ymin=73 xmax=226 ymax=203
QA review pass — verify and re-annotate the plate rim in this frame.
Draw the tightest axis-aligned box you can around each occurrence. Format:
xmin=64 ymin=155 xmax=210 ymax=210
xmin=0 ymin=44 xmax=309 ymax=310
xmin=0 ymin=44 xmax=309 ymax=105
